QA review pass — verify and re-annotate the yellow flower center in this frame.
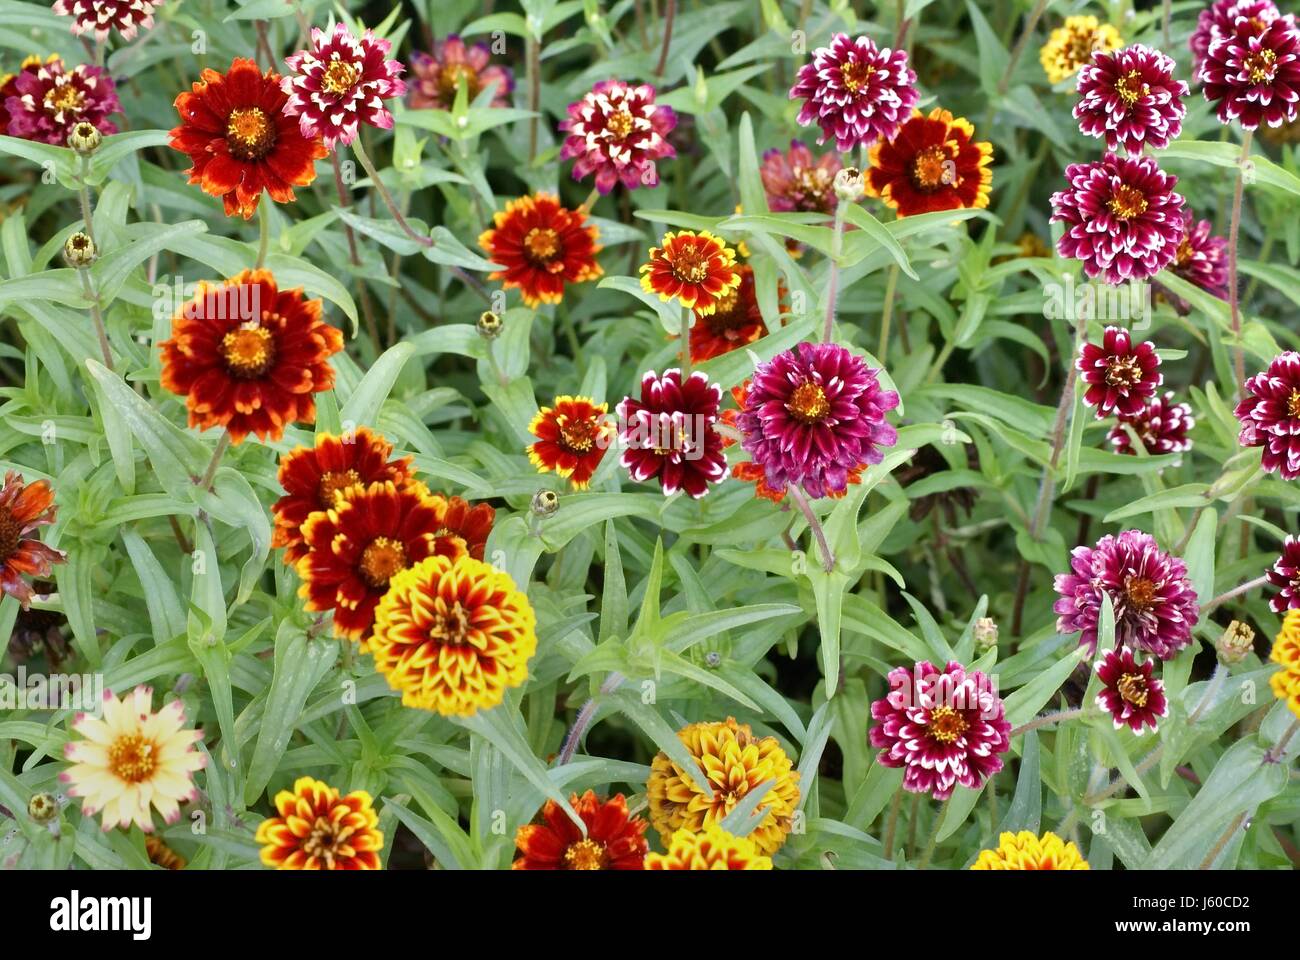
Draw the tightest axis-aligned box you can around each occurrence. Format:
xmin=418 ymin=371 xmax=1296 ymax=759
xmin=1124 ymin=575 xmax=1157 ymax=611
xmin=787 ymin=382 xmax=830 ymax=423
xmin=524 ymin=226 xmax=561 ymax=263
xmin=1107 ymin=184 xmax=1148 ymax=220
xmin=559 ymin=416 xmax=598 ymax=453
xmin=438 ymin=62 xmax=478 ymax=98
xmin=220 ymin=325 xmax=276 ymax=378
xmin=839 ymin=59 xmax=875 ymax=93
xmin=607 ymin=108 xmax=635 ymax=140
xmin=563 ymin=838 xmax=608 ymax=870
xmin=430 ymin=600 xmax=472 ymax=645
xmin=45 ymin=82 xmax=83 ymax=115
xmin=0 ymin=506 xmax=20 ymax=563
xmin=928 ymin=705 xmax=968 ymax=744
xmin=1288 ymin=389 xmax=1300 ymax=419
xmin=1116 ymin=672 xmax=1149 ymax=707
xmin=910 ymin=145 xmax=953 ymax=191
xmin=792 ymin=165 xmax=834 ymax=207
xmin=321 ymin=60 xmax=360 ymax=95
xmin=358 ymin=537 xmax=407 ymax=588
xmin=708 ymin=285 xmax=742 ymax=326
xmin=225 ymin=106 xmax=276 ymax=161
xmin=669 ymin=245 xmax=711 ymax=284
xmin=318 ymin=469 xmax=362 ymax=507
xmin=1116 ymin=69 xmax=1147 ymax=106
xmin=1244 ymin=48 xmax=1278 ymax=84
xmin=1104 ymin=354 xmax=1143 ymax=388
xmin=302 ymin=815 xmax=343 ymax=868
xmin=1175 ymin=236 xmax=1195 ymax=267
xmin=108 ymin=733 xmax=158 ymax=784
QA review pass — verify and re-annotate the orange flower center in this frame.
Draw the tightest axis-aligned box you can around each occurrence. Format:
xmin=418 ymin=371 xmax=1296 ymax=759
xmin=524 ymin=226 xmax=561 ymax=263
xmin=0 ymin=506 xmax=20 ymax=563
xmin=1104 ymin=354 xmax=1143 ymax=388
xmin=108 ymin=733 xmax=159 ymax=784
xmin=1288 ymin=389 xmax=1300 ymax=419
xmin=563 ymin=837 xmax=608 ymax=870
xmin=1245 ymin=48 xmax=1278 ymax=84
xmin=302 ymin=815 xmax=344 ymax=867
xmin=928 ymin=705 xmax=968 ymax=744
xmin=607 ymin=107 xmax=635 ymax=140
xmin=668 ymin=245 xmax=711 ymax=284
xmin=1124 ymin=575 xmax=1157 ymax=611
xmin=318 ymin=469 xmax=362 ymax=507
xmin=45 ymin=82 xmax=83 ymax=115
xmin=1116 ymin=672 xmax=1149 ymax=707
xmin=430 ymin=600 xmax=472 ymax=645
xmin=358 ymin=537 xmax=407 ymax=588
xmin=225 ymin=107 xmax=276 ymax=161
xmin=321 ymin=60 xmax=360 ymax=95
xmin=787 ymin=382 xmax=830 ymax=423
xmin=1116 ymin=69 xmax=1147 ymax=106
xmin=221 ymin=324 xmax=276 ymax=378
xmin=839 ymin=59 xmax=875 ymax=93
xmin=438 ymin=62 xmax=478 ymax=98
xmin=1107 ymin=184 xmax=1148 ymax=220
xmin=559 ymin=416 xmax=599 ymax=453
xmin=910 ymin=145 xmax=953 ymax=191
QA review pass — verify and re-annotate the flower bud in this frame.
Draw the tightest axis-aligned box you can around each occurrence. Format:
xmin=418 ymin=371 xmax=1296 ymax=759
xmin=63 ymin=231 xmax=95 ymax=267
xmin=833 ymin=166 xmax=866 ymax=203
xmin=27 ymin=792 xmax=58 ymax=824
xmin=67 ymin=121 xmax=101 ymax=156
xmin=530 ymin=488 xmax=559 ymax=518
xmin=974 ymin=617 xmax=999 ymax=652
xmin=477 ymin=310 xmax=503 ymax=340
xmin=1217 ymin=620 xmax=1255 ymax=665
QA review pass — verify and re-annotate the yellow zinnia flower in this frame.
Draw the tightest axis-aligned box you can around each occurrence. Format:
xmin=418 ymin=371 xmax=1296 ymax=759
xmin=971 ymin=830 xmax=1091 ymax=870
xmin=255 ymin=777 xmax=383 ymax=870
xmin=645 ymin=824 xmax=773 ymax=870
xmin=1270 ymin=611 xmax=1300 ymax=718
xmin=1040 ymin=16 xmax=1122 ymax=84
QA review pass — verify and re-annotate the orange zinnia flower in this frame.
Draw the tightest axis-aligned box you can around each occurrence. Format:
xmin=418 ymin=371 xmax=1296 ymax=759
xmin=170 ymin=57 xmax=327 ymax=219
xmin=272 ymin=428 xmax=413 ymax=563
xmin=0 ymin=471 xmax=65 ymax=609
xmin=527 ymin=395 xmax=614 ymax=490
xmin=866 ymin=108 xmax=993 ymax=217
xmin=159 ymin=269 xmax=343 ymax=444
xmin=427 ymin=494 xmax=495 ymax=561
xmin=255 ymin=776 xmax=383 ymax=870
xmin=688 ymin=263 xmax=770 ymax=362
xmin=644 ymin=824 xmax=773 ymax=870
xmin=478 ymin=193 xmax=603 ymax=308
xmin=639 ymin=230 xmax=741 ymax=316
xmin=296 ymin=481 xmax=469 ymax=642
xmin=514 ymin=791 xmax=649 ymax=870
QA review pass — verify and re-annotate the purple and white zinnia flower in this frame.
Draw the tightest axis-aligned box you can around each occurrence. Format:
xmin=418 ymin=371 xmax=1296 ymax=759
xmin=789 ymin=33 xmax=918 ymax=152
xmin=1073 ymin=44 xmax=1188 ymax=154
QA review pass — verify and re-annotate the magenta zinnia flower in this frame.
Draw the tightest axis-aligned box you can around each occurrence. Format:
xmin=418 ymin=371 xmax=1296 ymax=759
xmin=408 ymin=35 xmax=513 ymax=111
xmin=1191 ymin=0 xmax=1280 ymax=72
xmin=869 ymin=660 xmax=1011 ymax=801
xmin=1235 ymin=351 xmax=1300 ymax=479
xmin=1050 ymin=153 xmax=1185 ymax=283
xmin=760 ymin=140 xmax=841 ymax=214
xmin=53 ymin=0 xmax=162 ymax=41
xmin=789 ymin=33 xmax=918 ymax=152
xmin=1095 ymin=647 xmax=1169 ymax=735
xmin=1054 ymin=530 xmax=1200 ymax=659
xmin=737 ymin=343 xmax=899 ymax=500
xmin=4 ymin=58 xmax=119 ymax=144
xmin=1108 ymin=391 xmax=1195 ymax=456
xmin=559 ymin=80 xmax=677 ymax=194
xmin=616 ymin=369 xmax=727 ymax=499
xmin=1074 ymin=44 xmax=1188 ymax=154
xmin=1266 ymin=536 xmax=1300 ymax=613
xmin=282 ymin=23 xmax=406 ymax=149
xmin=1169 ymin=210 xmax=1229 ymax=305
xmin=1078 ymin=326 xmax=1162 ymax=420
xmin=1200 ymin=13 xmax=1300 ymax=129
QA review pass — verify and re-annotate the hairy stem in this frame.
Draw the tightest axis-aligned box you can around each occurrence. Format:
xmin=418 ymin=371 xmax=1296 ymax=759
xmin=788 ymin=484 xmax=834 ymax=572
xmin=352 ymin=138 xmax=434 ymax=248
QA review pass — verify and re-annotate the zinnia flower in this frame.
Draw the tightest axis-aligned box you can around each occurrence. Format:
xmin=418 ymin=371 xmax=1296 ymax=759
xmin=408 ymin=35 xmax=513 ymax=110
xmin=866 ymin=107 xmax=993 ymax=217
xmin=145 ymin=836 xmax=187 ymax=870
xmin=1054 ymin=529 xmax=1200 ymax=659
xmin=53 ymin=0 xmax=161 ymax=41
xmin=4 ymin=57 xmax=119 ymax=144
xmin=1167 ymin=210 xmax=1229 ymax=306
xmin=296 ymin=480 xmax=468 ymax=641
xmin=478 ymin=193 xmax=603 ymax=308
xmin=971 ymin=831 xmax=1091 ymax=870
xmin=271 ymin=428 xmax=413 ymax=563
xmin=158 ymin=269 xmax=343 ymax=444
xmin=513 ymin=791 xmax=648 ymax=870
xmin=1050 ymin=152 xmax=1185 ymax=283
xmin=869 ymin=660 xmax=1011 ymax=801
xmin=760 ymin=139 xmax=841 ymax=214
xmin=1191 ymin=0 xmax=1279 ymax=72
xmin=559 ymin=79 xmax=677 ymax=193
xmin=1095 ymin=646 xmax=1169 ymax=734
xmin=1200 ymin=13 xmax=1300 ymax=129
xmin=1078 ymin=326 xmax=1162 ymax=419
xmin=639 ymin=230 xmax=741 ymax=316
xmin=687 ymin=264 xmax=770 ymax=363
xmin=736 ymin=342 xmax=899 ymax=500
xmin=527 ymin=395 xmax=615 ymax=490
xmin=1073 ymin=44 xmax=1188 ymax=154
xmin=789 ymin=33 xmax=918 ymax=151
xmin=1108 ymin=391 xmax=1195 ymax=456
xmin=170 ymin=58 xmax=327 ymax=220
xmin=1266 ymin=536 xmax=1300 ymax=613
xmin=1235 ymin=351 xmax=1300 ymax=479
xmin=644 ymin=824 xmax=773 ymax=870
xmin=1270 ymin=611 xmax=1300 ymax=718
xmin=282 ymin=22 xmax=406 ymax=149
xmin=0 ymin=471 xmax=66 ymax=609
xmin=61 ymin=686 xmax=205 ymax=832
xmin=1040 ymin=15 xmax=1124 ymax=84
xmin=369 ymin=554 xmax=537 ymax=716
xmin=646 ymin=717 xmax=801 ymax=856
xmin=254 ymin=776 xmax=382 ymax=870
xmin=616 ymin=369 xmax=728 ymax=499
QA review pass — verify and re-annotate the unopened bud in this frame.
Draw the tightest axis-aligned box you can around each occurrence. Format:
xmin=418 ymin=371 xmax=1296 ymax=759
xmin=67 ymin=121 xmax=101 ymax=156
xmin=1217 ymin=620 xmax=1255 ymax=665
xmin=974 ymin=617 xmax=998 ymax=652
xmin=833 ymin=166 xmax=865 ymax=203
xmin=63 ymin=231 xmax=95 ymax=267
xmin=28 ymin=793 xmax=58 ymax=824
xmin=477 ymin=310 xmax=503 ymax=340
xmin=530 ymin=488 xmax=559 ymax=518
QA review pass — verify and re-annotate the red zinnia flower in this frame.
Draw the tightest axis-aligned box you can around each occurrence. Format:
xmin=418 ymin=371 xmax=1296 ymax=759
xmin=1074 ymin=44 xmax=1188 ymax=154
xmin=1095 ymin=647 xmax=1169 ymax=734
xmin=4 ymin=57 xmax=119 ymax=144
xmin=790 ymin=33 xmax=919 ymax=151
xmin=408 ymin=35 xmax=514 ymax=111
xmin=1235 ymin=351 xmax=1300 ymax=479
xmin=1266 ymin=536 xmax=1300 ymax=613
xmin=513 ymin=791 xmax=649 ymax=870
xmin=616 ymin=369 xmax=727 ymax=499
xmin=527 ymin=395 xmax=614 ymax=491
xmin=428 ymin=495 xmax=495 ymax=562
xmin=170 ymin=58 xmax=327 ymax=220
xmin=1168 ymin=210 xmax=1229 ymax=308
xmin=1108 ymin=391 xmax=1195 ymax=456
xmin=639 ymin=230 xmax=741 ymax=316
xmin=0 ymin=472 xmax=66 ymax=609
xmin=159 ymin=269 xmax=343 ymax=444
xmin=688 ymin=264 xmax=770 ymax=363
xmin=1191 ymin=0 xmax=1280 ymax=72
xmin=559 ymin=80 xmax=677 ymax=194
xmin=53 ymin=0 xmax=162 ymax=42
xmin=1201 ymin=13 xmax=1300 ymax=129
xmin=760 ymin=139 xmax=842 ymax=214
xmin=478 ymin=193 xmax=603 ymax=308
xmin=1078 ymin=326 xmax=1162 ymax=420
xmin=866 ymin=107 xmax=993 ymax=217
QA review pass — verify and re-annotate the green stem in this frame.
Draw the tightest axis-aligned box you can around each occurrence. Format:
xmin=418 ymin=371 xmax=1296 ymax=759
xmin=196 ymin=430 xmax=232 ymax=492
xmin=883 ymin=785 xmax=903 ymax=861
xmin=254 ymin=197 xmax=271 ymax=269
xmin=822 ymin=200 xmax=847 ymax=343
xmin=997 ymin=0 xmax=1049 ymax=95
xmin=1227 ymin=131 xmax=1253 ymax=397
xmin=918 ymin=796 xmax=951 ymax=870
xmin=1197 ymin=811 xmax=1247 ymax=870
xmin=77 ymin=266 xmax=113 ymax=370
xmin=788 ymin=484 xmax=834 ymax=572
xmin=679 ymin=306 xmax=691 ymax=377
xmin=653 ymin=0 xmax=676 ymax=77
xmin=352 ymin=138 xmax=434 ymax=248
xmin=1009 ymin=707 xmax=1086 ymax=738
xmin=1203 ymin=574 xmax=1269 ymax=615
xmin=76 ymin=157 xmax=96 ymax=245
xmin=878 ymin=262 xmax=899 ymax=362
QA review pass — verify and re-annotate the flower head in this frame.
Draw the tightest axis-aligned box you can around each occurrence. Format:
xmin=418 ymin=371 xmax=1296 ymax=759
xmin=1078 ymin=326 xmax=1162 ymax=420
xmin=639 ymin=230 xmax=741 ymax=316
xmin=789 ymin=33 xmax=919 ymax=151
xmin=1218 ymin=620 xmax=1257 ymax=664
xmin=1270 ymin=611 xmax=1300 ymax=718
xmin=1050 ymin=153 xmax=1185 ymax=283
xmin=760 ymin=140 xmax=842 ymax=214
xmin=408 ymin=35 xmax=513 ymax=110
xmin=1191 ymin=0 xmax=1280 ymax=72
xmin=1108 ymin=391 xmax=1195 ymax=456
xmin=282 ymin=23 xmax=406 ymax=148
xmin=513 ymin=791 xmax=648 ymax=870
xmin=616 ymin=369 xmax=727 ymax=499
xmin=1095 ymin=646 xmax=1169 ymax=734
xmin=1074 ymin=44 xmax=1188 ymax=154
xmin=478 ymin=193 xmax=603 ymax=308
xmin=170 ymin=58 xmax=327 ymax=220
xmin=644 ymin=824 xmax=773 ymax=870
xmin=369 ymin=554 xmax=537 ymax=716
xmin=1200 ymin=13 xmax=1300 ymax=129
xmin=159 ymin=269 xmax=343 ymax=443
xmin=255 ymin=777 xmax=382 ymax=869
xmin=737 ymin=342 xmax=899 ymax=500
xmin=1054 ymin=529 xmax=1200 ymax=659
xmin=866 ymin=107 xmax=993 ymax=217
xmin=4 ymin=57 xmax=119 ymax=144
xmin=688 ymin=264 xmax=770 ymax=363
xmin=869 ymin=660 xmax=1011 ymax=801
xmin=61 ymin=686 xmax=204 ymax=832
xmin=528 ymin=395 xmax=615 ymax=491
xmin=646 ymin=717 xmax=800 ymax=856
xmin=559 ymin=79 xmax=677 ymax=194
xmin=53 ymin=0 xmax=161 ymax=42
xmin=971 ymin=831 xmax=1091 ymax=870
xmin=1040 ymin=15 xmax=1124 ymax=84
xmin=0 ymin=471 xmax=66 ymax=609
xmin=1266 ymin=536 xmax=1300 ymax=613
xmin=1235 ymin=351 xmax=1300 ymax=479
xmin=1167 ymin=210 xmax=1229 ymax=307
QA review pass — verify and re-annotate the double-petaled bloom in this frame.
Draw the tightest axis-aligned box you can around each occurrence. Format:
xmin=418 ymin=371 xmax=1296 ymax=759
xmin=528 ymin=395 xmax=615 ymax=491
xmin=760 ymin=140 xmax=841 ymax=215
xmin=869 ymin=660 xmax=1011 ymax=801
xmin=1050 ymin=153 xmax=1185 ymax=284
xmin=1074 ymin=44 xmax=1188 ymax=154
xmin=53 ymin=0 xmax=162 ymax=42
xmin=644 ymin=824 xmax=773 ymax=870
xmin=0 ymin=471 xmax=65 ymax=609
xmin=1095 ymin=646 xmax=1169 ymax=734
xmin=866 ymin=107 xmax=993 ymax=217
xmin=1167 ymin=210 xmax=1229 ymax=307
xmin=1040 ymin=15 xmax=1124 ymax=84
xmin=971 ymin=831 xmax=1091 ymax=870
xmin=3 ymin=56 xmax=119 ymax=144
xmin=282 ymin=23 xmax=406 ymax=149
xmin=1235 ymin=351 xmax=1300 ymax=479
xmin=1271 ymin=611 xmax=1300 ymax=718
xmin=639 ymin=230 xmax=741 ymax=316
xmin=1200 ymin=12 xmax=1300 ymax=129
xmin=559 ymin=80 xmax=677 ymax=193
xmin=1054 ymin=529 xmax=1200 ymax=659
xmin=513 ymin=791 xmax=648 ymax=870
xmin=1078 ymin=326 xmax=1162 ymax=420
xmin=688 ymin=264 xmax=770 ymax=363
xmin=617 ymin=369 xmax=728 ymax=499
xmin=170 ymin=58 xmax=327 ymax=219
xmin=1191 ymin=0 xmax=1280 ymax=72
xmin=408 ymin=35 xmax=514 ymax=111
xmin=1266 ymin=536 xmax=1300 ymax=613
xmin=789 ymin=32 xmax=918 ymax=151
xmin=478 ymin=193 xmax=603 ymax=308
xmin=1108 ymin=391 xmax=1195 ymax=456
xmin=255 ymin=777 xmax=382 ymax=870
